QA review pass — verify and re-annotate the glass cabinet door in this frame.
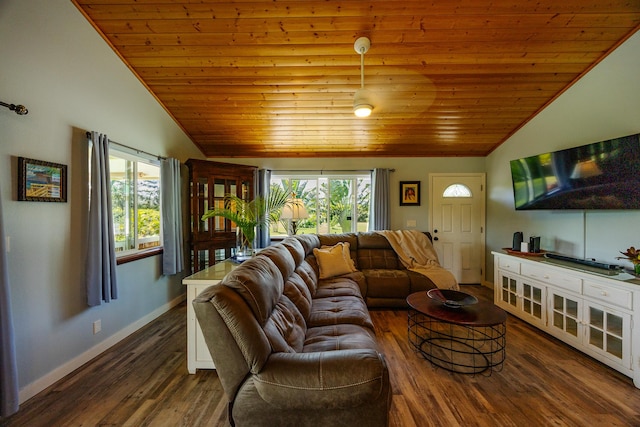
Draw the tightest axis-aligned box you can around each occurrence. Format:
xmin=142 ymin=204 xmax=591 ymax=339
xmin=584 ymin=302 xmax=631 ymax=368
xmin=499 ymin=273 xmax=518 ymax=308
xmin=549 ymin=290 xmax=582 ymax=344
xmin=192 ymin=177 xmax=209 ymax=237
xmin=521 ymin=280 xmax=545 ymax=326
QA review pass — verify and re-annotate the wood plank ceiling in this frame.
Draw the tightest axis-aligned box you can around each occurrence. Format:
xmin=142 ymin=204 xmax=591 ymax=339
xmin=72 ymin=1 xmax=640 ymax=158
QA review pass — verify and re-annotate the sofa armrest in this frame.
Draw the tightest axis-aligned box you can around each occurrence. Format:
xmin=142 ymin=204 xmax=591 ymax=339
xmin=253 ymin=349 xmax=388 ymax=409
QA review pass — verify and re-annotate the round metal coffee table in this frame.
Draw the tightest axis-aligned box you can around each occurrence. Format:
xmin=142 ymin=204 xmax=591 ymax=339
xmin=407 ymin=291 xmax=507 ymax=374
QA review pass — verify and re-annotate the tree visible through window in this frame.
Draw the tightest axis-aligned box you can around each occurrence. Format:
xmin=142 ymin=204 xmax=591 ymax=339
xmin=270 ymin=173 xmax=370 ymax=236
xmin=109 ymin=151 xmax=161 ymax=256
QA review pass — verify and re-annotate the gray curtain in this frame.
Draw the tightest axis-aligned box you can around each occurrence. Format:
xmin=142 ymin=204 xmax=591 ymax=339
xmin=255 ymin=168 xmax=271 ymax=248
xmin=161 ymin=158 xmax=184 ymax=275
xmin=369 ymin=168 xmax=390 ymax=231
xmin=85 ymin=132 xmax=118 ymax=306
xmin=0 ymin=186 xmax=19 ymax=417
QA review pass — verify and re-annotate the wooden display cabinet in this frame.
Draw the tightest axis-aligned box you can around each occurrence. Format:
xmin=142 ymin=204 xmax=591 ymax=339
xmin=186 ymin=159 xmax=256 ymax=272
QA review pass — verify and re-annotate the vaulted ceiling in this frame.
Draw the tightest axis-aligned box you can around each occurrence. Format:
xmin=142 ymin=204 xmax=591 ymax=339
xmin=72 ymin=1 xmax=640 ymax=158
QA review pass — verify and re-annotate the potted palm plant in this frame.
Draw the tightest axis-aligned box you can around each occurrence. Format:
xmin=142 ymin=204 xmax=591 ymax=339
xmin=201 ymin=186 xmax=290 ymax=256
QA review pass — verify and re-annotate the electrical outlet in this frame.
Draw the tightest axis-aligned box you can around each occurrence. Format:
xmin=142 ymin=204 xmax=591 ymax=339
xmin=93 ymin=320 xmax=101 ymax=334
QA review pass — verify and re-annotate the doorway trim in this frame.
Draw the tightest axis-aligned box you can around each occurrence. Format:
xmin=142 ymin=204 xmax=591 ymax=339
xmin=428 ymin=173 xmax=486 ymax=285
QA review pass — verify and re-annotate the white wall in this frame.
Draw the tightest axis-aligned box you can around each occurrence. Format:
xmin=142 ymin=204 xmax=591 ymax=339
xmin=0 ymin=0 xmax=203 ymax=403
xmin=486 ymin=30 xmax=640 ymax=280
xmin=207 ymin=156 xmax=486 ymax=232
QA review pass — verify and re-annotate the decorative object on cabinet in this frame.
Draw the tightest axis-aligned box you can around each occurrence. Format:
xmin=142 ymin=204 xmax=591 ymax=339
xmin=399 ymin=181 xmax=420 ymax=206
xmin=201 ymin=188 xmax=290 ymax=256
xmin=502 ymin=248 xmax=548 ymax=257
xmin=617 ymin=246 xmax=640 ymax=275
xmin=17 ymin=157 xmax=67 ymax=202
xmin=493 ymin=251 xmax=640 ymax=389
xmin=186 ymin=159 xmax=257 ymax=272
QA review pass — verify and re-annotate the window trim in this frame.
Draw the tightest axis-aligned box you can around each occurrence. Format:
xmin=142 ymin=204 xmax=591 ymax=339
xmin=109 ymin=147 xmax=163 ymax=260
xmin=270 ymin=172 xmax=371 ymax=236
xmin=116 ymin=247 xmax=163 ymax=265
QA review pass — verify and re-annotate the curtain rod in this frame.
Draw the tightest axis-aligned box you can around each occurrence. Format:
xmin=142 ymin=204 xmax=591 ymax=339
xmin=85 ymin=131 xmax=166 ymax=161
xmin=273 ymin=168 xmax=395 ymax=174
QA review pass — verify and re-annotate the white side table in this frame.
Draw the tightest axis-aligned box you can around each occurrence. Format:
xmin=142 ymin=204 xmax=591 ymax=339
xmin=182 ymin=261 xmax=238 ymax=374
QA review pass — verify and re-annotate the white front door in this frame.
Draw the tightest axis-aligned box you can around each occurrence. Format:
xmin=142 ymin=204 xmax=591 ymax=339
xmin=429 ymin=174 xmax=486 ymax=284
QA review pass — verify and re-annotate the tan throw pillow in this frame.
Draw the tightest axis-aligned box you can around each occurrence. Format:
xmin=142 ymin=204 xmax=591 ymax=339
xmin=313 ymin=242 xmax=357 ymax=279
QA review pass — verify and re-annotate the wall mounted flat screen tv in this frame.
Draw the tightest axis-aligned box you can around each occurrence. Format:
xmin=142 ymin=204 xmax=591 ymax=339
xmin=510 ymin=133 xmax=640 ymax=210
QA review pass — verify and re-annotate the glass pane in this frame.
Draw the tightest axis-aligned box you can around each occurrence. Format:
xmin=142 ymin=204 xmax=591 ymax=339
xmin=214 ymin=179 xmax=225 ymax=197
xmin=566 ymin=299 xmax=578 ymax=317
xmin=553 ymin=312 xmax=563 ymax=329
xmin=554 ymin=295 xmax=563 ymax=311
xmin=195 ymin=249 xmax=209 ymax=271
xmin=270 ymin=174 xmax=370 ymax=236
xmin=240 ymin=180 xmax=251 ymax=201
xmin=502 ymin=276 xmax=509 ymax=289
xmin=533 ymin=287 xmax=542 ymax=303
xmin=590 ymin=327 xmax=604 ymax=349
xmin=510 ymin=296 xmax=516 ymax=307
xmin=356 ymin=177 xmax=370 ymax=231
xmin=523 ymin=300 xmax=532 ymax=314
xmin=442 ymin=184 xmax=472 ymax=198
xmin=523 ymin=284 xmax=531 ymax=298
xmin=213 ymin=248 xmax=227 ymax=263
xmin=607 ymin=313 xmax=623 ymax=337
xmin=502 ymin=289 xmax=508 ymax=302
xmin=110 ymin=156 xmax=135 ymax=253
xmin=317 ymin=177 xmax=330 ymax=233
xmin=509 ymin=279 xmax=516 ymax=292
xmin=196 ymin=178 xmax=209 ymax=232
xmin=213 ymin=179 xmax=226 ymax=231
xmin=590 ymin=307 xmax=604 ymax=329
xmin=328 ymin=178 xmax=355 ymax=233
xmin=136 ymin=162 xmax=161 ymax=250
xmin=607 ymin=335 xmax=623 ymax=359
xmin=566 ymin=318 xmax=578 ymax=336
xmin=533 ymin=303 xmax=542 ymax=319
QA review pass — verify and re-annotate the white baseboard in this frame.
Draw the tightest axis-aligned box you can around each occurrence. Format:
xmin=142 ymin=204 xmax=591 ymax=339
xmin=18 ymin=294 xmax=186 ymax=404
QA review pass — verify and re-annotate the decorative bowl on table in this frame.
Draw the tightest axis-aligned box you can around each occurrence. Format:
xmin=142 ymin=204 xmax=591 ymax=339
xmin=427 ymin=289 xmax=478 ymax=309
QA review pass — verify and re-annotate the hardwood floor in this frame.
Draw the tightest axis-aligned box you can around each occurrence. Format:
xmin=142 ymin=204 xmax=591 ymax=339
xmin=3 ymin=285 xmax=640 ymax=426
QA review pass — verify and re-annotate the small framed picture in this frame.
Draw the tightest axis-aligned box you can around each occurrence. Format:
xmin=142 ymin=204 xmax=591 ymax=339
xmin=17 ymin=157 xmax=67 ymax=202
xmin=400 ymin=181 xmax=420 ymax=206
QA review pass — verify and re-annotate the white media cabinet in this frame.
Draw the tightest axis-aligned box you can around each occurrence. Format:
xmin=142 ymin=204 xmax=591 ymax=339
xmin=492 ymin=251 xmax=640 ymax=388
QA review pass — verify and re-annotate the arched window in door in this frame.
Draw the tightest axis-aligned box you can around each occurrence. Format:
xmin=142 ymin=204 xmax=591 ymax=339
xmin=443 ymin=183 xmax=472 ymax=198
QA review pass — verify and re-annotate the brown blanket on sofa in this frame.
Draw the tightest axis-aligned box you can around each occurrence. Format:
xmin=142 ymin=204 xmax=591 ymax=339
xmin=376 ymin=230 xmax=459 ymax=290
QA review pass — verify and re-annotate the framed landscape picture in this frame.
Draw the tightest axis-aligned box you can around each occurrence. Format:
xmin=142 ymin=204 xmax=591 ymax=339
xmin=17 ymin=157 xmax=67 ymax=202
xmin=400 ymin=181 xmax=420 ymax=206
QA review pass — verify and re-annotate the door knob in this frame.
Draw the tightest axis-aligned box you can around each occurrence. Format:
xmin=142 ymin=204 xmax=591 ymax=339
xmin=434 ymin=229 xmax=438 ymax=233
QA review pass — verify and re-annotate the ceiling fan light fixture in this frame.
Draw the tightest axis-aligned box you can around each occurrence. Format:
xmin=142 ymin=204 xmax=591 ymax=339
xmin=353 ymin=36 xmax=373 ymax=118
xmin=353 ymin=88 xmax=373 ymax=117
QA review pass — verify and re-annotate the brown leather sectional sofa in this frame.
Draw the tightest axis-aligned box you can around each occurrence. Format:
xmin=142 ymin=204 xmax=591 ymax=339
xmin=192 ymin=231 xmax=437 ymax=427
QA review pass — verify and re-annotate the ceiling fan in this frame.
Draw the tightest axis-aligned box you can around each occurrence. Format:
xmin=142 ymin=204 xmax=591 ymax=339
xmin=353 ymin=37 xmax=373 ymax=118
